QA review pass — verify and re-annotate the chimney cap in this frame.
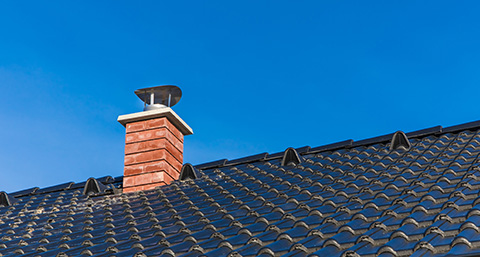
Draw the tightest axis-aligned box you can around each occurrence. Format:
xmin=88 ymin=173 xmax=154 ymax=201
xmin=134 ymin=85 xmax=182 ymax=111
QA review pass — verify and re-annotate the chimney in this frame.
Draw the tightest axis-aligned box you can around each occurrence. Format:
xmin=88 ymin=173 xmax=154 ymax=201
xmin=117 ymin=85 xmax=193 ymax=193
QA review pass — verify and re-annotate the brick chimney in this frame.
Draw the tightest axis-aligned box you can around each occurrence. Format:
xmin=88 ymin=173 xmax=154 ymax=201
xmin=117 ymin=85 xmax=193 ymax=192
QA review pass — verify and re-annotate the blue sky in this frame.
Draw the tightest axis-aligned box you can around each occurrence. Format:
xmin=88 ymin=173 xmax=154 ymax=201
xmin=1 ymin=1 xmax=480 ymax=192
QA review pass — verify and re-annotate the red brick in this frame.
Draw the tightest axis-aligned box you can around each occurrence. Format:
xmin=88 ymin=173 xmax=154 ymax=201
xmin=145 ymin=118 xmax=167 ymax=130
xmin=164 ymin=140 xmax=183 ymax=162
xmin=124 ymin=165 xmax=144 ymax=176
xmin=133 ymin=173 xmax=152 ymax=185
xmin=125 ymin=120 xmax=146 ymax=133
xmin=125 ymin=129 xmax=160 ymax=143
xmin=124 ymin=149 xmax=182 ymax=170
xmin=126 ymin=123 xmax=183 ymax=143
xmin=123 ymin=185 xmax=143 ymax=193
xmin=163 ymin=119 xmax=184 ymax=142
xmin=124 ymin=161 xmax=180 ymax=176
xmin=126 ymin=150 xmax=152 ymax=164
xmin=161 ymin=151 xmax=183 ymax=171
xmin=125 ymin=128 xmax=183 ymax=149
xmin=143 ymin=161 xmax=178 ymax=173
xmin=167 ymin=134 xmax=183 ymax=153
xmin=125 ymin=139 xmax=183 ymax=159
xmin=151 ymin=171 xmax=175 ymax=184
xmin=124 ymin=172 xmax=174 ymax=188
xmin=150 ymin=162 xmax=180 ymax=176
xmin=150 ymin=127 xmax=183 ymax=146
xmin=145 ymin=118 xmax=184 ymax=142
xmin=124 ymin=182 xmax=166 ymax=192
xmin=123 ymin=176 xmax=135 ymax=188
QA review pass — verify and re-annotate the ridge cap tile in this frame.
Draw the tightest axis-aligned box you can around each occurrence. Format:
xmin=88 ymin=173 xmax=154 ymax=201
xmin=406 ymin=126 xmax=443 ymax=138
xmin=351 ymin=133 xmax=394 ymax=148
xmin=195 ymin=159 xmax=228 ymax=169
xmin=443 ymin=120 xmax=480 ymax=134
xmin=224 ymin=153 xmax=268 ymax=166
xmin=309 ymin=140 xmax=354 ymax=153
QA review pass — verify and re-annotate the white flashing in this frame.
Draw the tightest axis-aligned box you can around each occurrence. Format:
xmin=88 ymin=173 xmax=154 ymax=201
xmin=117 ymin=107 xmax=193 ymax=135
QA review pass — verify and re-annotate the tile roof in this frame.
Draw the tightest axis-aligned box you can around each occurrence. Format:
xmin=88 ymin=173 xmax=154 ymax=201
xmin=3 ymin=121 xmax=480 ymax=256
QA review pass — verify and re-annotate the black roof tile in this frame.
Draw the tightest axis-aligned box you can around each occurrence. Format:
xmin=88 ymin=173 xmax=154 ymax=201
xmin=7 ymin=120 xmax=480 ymax=256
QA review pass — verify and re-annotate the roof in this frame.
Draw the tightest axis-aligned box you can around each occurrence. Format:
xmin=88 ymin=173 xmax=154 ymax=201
xmin=3 ymin=121 xmax=480 ymax=256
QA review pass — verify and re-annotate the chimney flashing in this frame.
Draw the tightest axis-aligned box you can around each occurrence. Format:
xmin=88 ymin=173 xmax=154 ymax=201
xmin=117 ymin=107 xmax=193 ymax=136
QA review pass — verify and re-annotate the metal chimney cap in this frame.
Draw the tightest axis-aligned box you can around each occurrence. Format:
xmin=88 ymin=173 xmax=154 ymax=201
xmin=134 ymin=85 xmax=182 ymax=111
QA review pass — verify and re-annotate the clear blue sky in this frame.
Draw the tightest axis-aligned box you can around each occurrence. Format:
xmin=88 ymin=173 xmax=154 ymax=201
xmin=1 ymin=1 xmax=480 ymax=192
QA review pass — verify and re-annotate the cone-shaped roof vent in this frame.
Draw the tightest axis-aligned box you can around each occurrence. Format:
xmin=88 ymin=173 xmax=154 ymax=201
xmin=134 ymin=85 xmax=182 ymax=111
xmin=83 ymin=178 xmax=108 ymax=195
xmin=390 ymin=131 xmax=411 ymax=151
xmin=0 ymin=192 xmax=16 ymax=207
xmin=281 ymin=147 xmax=302 ymax=166
xmin=180 ymin=163 xmax=199 ymax=180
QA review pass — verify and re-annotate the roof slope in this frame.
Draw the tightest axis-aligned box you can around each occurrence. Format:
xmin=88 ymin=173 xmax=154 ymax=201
xmin=3 ymin=121 xmax=480 ymax=256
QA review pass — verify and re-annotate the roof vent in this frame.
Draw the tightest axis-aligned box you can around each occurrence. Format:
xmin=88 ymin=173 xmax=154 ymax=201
xmin=134 ymin=85 xmax=182 ymax=111
xmin=180 ymin=163 xmax=199 ymax=180
xmin=390 ymin=131 xmax=411 ymax=151
xmin=281 ymin=147 xmax=302 ymax=166
xmin=83 ymin=178 xmax=112 ymax=196
xmin=0 ymin=192 xmax=17 ymax=207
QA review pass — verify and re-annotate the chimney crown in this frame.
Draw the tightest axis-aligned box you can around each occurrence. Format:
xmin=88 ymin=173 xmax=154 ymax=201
xmin=117 ymin=107 xmax=193 ymax=135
